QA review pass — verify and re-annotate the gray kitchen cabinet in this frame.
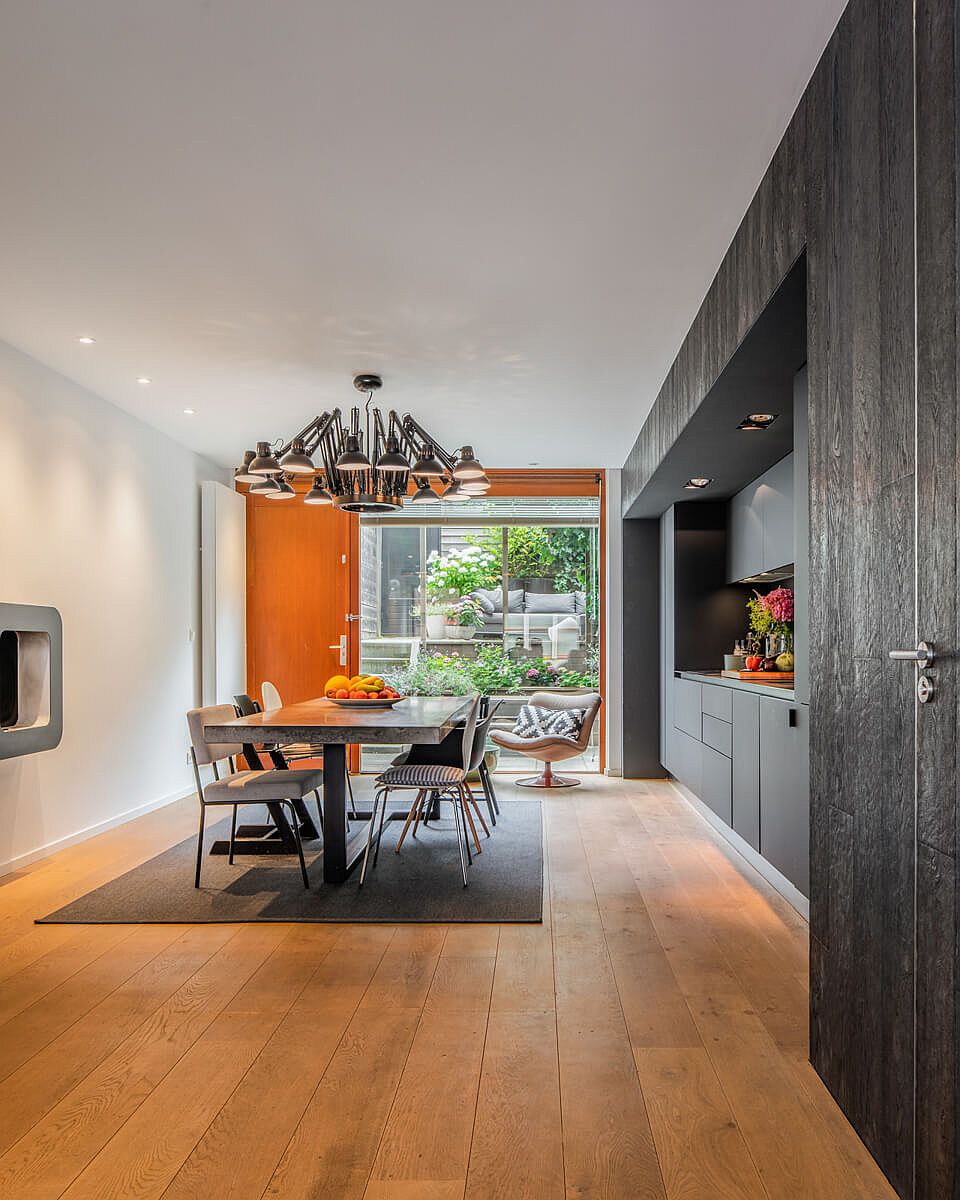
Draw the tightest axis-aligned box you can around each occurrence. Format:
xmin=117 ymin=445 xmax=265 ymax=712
xmin=702 ymin=712 xmax=732 ymax=757
xmin=726 ymin=453 xmax=795 ymax=582
xmin=761 ymin=455 xmax=794 ymax=570
xmin=727 ymin=483 xmax=764 ymax=582
xmin=732 ymin=690 xmax=761 ymax=851
xmin=701 ymin=682 xmax=733 ymax=722
xmin=759 ymin=696 xmax=810 ymax=896
xmin=672 ymin=728 xmax=702 ymax=796
xmin=673 ymin=677 xmax=701 ymax=739
xmin=701 ymin=744 xmax=732 ymax=824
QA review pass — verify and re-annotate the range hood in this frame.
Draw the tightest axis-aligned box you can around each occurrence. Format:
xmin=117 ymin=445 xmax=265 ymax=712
xmin=736 ymin=563 xmax=795 ymax=585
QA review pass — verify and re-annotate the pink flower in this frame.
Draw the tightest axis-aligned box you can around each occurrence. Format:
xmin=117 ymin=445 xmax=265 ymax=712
xmin=526 ymin=667 xmax=539 ymax=679
xmin=760 ymin=587 xmax=794 ymax=623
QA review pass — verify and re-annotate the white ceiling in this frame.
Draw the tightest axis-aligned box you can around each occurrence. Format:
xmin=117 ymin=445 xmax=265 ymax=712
xmin=0 ymin=1 xmax=846 ymax=469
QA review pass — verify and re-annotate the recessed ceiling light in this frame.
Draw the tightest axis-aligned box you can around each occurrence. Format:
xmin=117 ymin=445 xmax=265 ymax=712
xmin=78 ymin=336 xmax=95 ymax=344
xmin=137 ymin=377 xmax=152 ymax=385
xmin=183 ymin=408 xmax=195 ymax=415
xmin=738 ymin=412 xmax=778 ymax=431
xmin=529 ymin=461 xmax=539 ymax=466
xmin=683 ymin=477 xmax=713 ymax=490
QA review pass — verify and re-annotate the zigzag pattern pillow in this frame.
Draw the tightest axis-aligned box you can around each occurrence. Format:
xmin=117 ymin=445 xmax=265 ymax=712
xmin=512 ymin=704 xmax=586 ymax=741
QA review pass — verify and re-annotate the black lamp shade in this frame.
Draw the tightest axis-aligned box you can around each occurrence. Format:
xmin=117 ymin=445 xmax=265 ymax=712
xmin=249 ymin=474 xmax=282 ymax=495
xmin=442 ymin=481 xmax=470 ymax=502
xmin=409 ymin=481 xmax=439 ymax=504
xmin=411 ymin=444 xmax=445 ymax=476
xmin=280 ymin=438 xmax=315 ymax=474
xmin=250 ymin=441 xmax=283 ymax=474
xmin=461 ymin=477 xmax=491 ymax=494
xmin=304 ymin=476 xmax=333 ymax=505
xmin=336 ymin=434 xmax=371 ymax=470
xmin=375 ymin=437 xmax=410 ymax=473
xmin=264 ymin=477 xmax=297 ymax=499
xmin=234 ymin=450 xmax=261 ymax=484
xmin=452 ymin=446 xmax=486 ymax=479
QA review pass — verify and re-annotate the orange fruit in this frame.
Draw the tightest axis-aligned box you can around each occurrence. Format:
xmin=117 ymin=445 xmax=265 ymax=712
xmin=335 ymin=689 xmax=349 ymax=699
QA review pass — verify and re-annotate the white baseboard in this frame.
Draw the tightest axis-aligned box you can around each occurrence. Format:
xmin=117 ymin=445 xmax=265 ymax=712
xmin=604 ymin=767 xmax=623 ymax=777
xmin=668 ymin=779 xmax=810 ymax=921
xmin=0 ymin=788 xmax=191 ymax=878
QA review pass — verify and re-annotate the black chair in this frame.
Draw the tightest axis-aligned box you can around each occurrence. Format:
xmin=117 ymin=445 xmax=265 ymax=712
xmin=391 ymin=696 xmax=502 ymax=826
xmin=233 ymin=692 xmax=357 ymax=822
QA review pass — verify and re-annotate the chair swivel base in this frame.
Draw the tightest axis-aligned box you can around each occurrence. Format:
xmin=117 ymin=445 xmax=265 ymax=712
xmin=516 ymin=762 xmax=581 ymax=789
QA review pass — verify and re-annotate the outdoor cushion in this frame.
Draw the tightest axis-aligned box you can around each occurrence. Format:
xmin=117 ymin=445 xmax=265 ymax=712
xmin=524 ymin=591 xmax=576 ymax=614
xmin=470 ymin=589 xmax=496 ymax=615
xmin=575 ymin=591 xmax=587 ymax=613
xmin=512 ymin=703 xmax=586 ymax=741
xmin=472 ymin=587 xmax=524 ymax=613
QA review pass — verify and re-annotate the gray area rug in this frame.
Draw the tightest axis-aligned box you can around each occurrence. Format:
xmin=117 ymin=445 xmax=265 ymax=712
xmin=38 ymin=801 xmax=543 ymax=924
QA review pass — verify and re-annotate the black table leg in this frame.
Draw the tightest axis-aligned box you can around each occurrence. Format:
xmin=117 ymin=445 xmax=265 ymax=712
xmin=322 ymin=743 xmax=349 ymax=883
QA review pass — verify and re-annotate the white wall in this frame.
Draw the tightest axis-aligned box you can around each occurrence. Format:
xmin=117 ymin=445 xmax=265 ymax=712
xmin=0 ymin=339 xmax=226 ymax=873
xmin=604 ymin=469 xmax=624 ymax=775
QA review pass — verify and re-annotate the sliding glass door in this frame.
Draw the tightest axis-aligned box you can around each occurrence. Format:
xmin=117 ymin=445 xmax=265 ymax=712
xmin=358 ymin=495 xmax=601 ymax=773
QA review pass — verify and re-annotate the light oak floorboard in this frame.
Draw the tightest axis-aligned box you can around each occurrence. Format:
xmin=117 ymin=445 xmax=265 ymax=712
xmin=0 ymin=780 xmax=899 ymax=1200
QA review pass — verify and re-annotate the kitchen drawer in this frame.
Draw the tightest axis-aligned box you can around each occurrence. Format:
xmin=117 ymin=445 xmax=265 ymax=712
xmin=701 ymin=744 xmax=732 ymax=825
xmin=701 ymin=712 xmax=732 ymax=757
xmin=674 ymin=678 xmax=702 ymax=739
xmin=701 ymin=683 xmax=733 ymax=723
xmin=671 ymin=728 xmax=702 ymax=796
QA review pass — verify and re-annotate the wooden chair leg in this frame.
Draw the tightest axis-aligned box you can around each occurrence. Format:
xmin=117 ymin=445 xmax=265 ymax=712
xmin=464 ymin=784 xmax=490 ymax=837
xmin=460 ymin=786 xmax=483 ymax=854
xmin=194 ymin=806 xmax=206 ymax=888
xmin=395 ymin=789 xmax=424 ymax=853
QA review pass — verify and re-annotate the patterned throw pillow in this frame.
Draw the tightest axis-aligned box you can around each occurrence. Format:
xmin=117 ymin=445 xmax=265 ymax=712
xmin=512 ymin=704 xmax=586 ymax=741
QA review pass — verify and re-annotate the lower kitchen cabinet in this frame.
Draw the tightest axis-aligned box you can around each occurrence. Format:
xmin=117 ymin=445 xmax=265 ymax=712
xmin=732 ymin=691 xmax=760 ymax=851
xmin=759 ymin=696 xmax=810 ymax=896
xmin=701 ymin=744 xmax=732 ymax=825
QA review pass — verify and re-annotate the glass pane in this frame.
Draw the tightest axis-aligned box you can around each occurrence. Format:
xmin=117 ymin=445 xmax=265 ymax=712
xmin=358 ymin=502 xmax=601 ymax=773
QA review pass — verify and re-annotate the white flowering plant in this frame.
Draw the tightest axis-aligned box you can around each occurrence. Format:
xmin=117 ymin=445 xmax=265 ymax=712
xmin=425 ymin=546 xmax=499 ymax=599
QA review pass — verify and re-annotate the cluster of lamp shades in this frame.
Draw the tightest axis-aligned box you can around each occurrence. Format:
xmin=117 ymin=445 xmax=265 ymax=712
xmin=233 ymin=375 xmax=489 ymax=514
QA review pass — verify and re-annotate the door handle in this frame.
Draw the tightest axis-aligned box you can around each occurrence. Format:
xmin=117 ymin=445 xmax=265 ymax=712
xmin=328 ymin=635 xmax=348 ymax=666
xmin=888 ymin=641 xmax=934 ymax=668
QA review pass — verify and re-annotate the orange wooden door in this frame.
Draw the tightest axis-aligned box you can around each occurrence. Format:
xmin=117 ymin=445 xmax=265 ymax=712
xmin=245 ymin=493 xmax=358 ymax=708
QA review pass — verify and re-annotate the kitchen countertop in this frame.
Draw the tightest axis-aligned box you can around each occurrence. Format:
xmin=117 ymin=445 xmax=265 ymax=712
xmin=678 ymin=670 xmax=796 ymax=700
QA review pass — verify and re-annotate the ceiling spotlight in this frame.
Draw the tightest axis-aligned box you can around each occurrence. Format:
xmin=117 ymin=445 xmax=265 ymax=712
xmin=409 ymin=480 xmax=439 ymax=504
xmin=263 ymin=476 xmax=297 ymax=500
xmin=280 ymin=437 xmax=315 ymax=474
xmin=683 ymin=477 xmax=713 ymax=490
xmin=411 ymin=444 xmax=445 ymax=477
xmin=234 ymin=450 xmax=261 ymax=485
xmin=452 ymin=446 xmax=486 ymax=480
xmin=78 ymin=336 xmax=95 ymax=344
xmin=137 ymin=377 xmax=151 ymax=385
xmin=249 ymin=440 xmax=283 ymax=475
xmin=336 ymin=433 xmax=371 ymax=471
xmin=183 ymin=408 xmax=196 ymax=415
xmin=304 ymin=475 xmax=333 ymax=505
xmin=738 ymin=412 xmax=778 ymax=431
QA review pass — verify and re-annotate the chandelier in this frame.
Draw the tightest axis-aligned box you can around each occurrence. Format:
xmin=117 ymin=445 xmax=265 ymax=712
xmin=233 ymin=374 xmax=489 ymax=513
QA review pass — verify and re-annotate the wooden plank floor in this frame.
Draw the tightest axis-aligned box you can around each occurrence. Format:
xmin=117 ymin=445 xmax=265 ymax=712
xmin=0 ymin=777 xmax=898 ymax=1200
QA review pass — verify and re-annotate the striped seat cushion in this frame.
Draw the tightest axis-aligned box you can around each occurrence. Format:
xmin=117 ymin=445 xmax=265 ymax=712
xmin=375 ymin=763 xmax=466 ymax=787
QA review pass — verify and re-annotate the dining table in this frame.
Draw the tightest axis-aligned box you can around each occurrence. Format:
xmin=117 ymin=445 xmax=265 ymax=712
xmin=201 ymin=694 xmax=471 ymax=883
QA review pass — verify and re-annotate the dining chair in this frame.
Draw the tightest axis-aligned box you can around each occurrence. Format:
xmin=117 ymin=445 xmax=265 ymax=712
xmin=360 ymin=696 xmax=484 ymax=888
xmin=390 ymin=696 xmax=502 ymax=825
xmin=257 ymin=680 xmax=356 ymax=815
xmin=187 ymin=703 xmax=324 ymax=889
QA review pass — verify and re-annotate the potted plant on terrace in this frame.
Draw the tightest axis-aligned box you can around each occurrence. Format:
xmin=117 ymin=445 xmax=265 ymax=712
xmin=446 ymin=596 xmax=485 ymax=640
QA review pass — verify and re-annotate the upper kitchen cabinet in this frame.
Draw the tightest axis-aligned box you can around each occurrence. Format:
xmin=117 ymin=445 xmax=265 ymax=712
xmin=726 ymin=453 xmax=794 ymax=583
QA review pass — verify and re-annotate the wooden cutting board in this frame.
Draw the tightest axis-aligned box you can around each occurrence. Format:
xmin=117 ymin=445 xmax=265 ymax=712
xmin=721 ymin=669 xmax=795 ymax=682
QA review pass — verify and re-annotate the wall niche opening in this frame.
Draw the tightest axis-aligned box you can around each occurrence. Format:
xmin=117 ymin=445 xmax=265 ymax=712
xmin=0 ymin=629 xmax=52 ymax=731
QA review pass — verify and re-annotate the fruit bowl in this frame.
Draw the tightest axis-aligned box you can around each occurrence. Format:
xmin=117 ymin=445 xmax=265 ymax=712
xmin=326 ymin=695 xmax=406 ymax=708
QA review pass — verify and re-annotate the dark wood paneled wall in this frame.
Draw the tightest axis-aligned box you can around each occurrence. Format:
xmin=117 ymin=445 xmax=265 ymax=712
xmin=620 ymin=1 xmax=955 ymax=1195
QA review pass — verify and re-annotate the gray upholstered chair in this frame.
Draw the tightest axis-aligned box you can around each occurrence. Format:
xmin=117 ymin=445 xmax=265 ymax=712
xmin=490 ymin=690 xmax=602 ymax=788
xmin=187 ymin=703 xmax=325 ymax=889
xmin=360 ymin=696 xmax=485 ymax=887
